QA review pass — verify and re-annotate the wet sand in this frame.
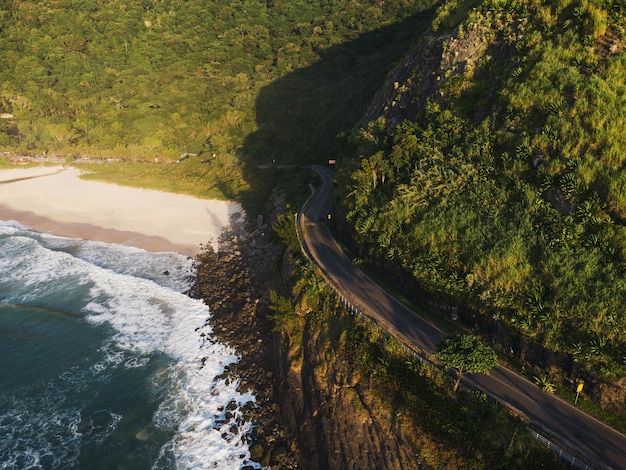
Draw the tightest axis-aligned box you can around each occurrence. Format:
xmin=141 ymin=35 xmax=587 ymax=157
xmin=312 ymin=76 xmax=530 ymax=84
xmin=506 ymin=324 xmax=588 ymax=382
xmin=0 ymin=166 xmax=243 ymax=256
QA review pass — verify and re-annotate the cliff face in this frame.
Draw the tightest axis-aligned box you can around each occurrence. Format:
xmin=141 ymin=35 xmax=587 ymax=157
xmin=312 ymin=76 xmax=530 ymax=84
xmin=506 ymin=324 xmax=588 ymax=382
xmin=272 ymin=305 xmax=421 ymax=470
xmin=364 ymin=19 xmax=513 ymax=129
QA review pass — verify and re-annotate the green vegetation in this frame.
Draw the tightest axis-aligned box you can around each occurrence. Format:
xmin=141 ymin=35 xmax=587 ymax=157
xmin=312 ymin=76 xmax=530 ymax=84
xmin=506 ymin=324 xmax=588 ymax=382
xmin=0 ymin=0 xmax=435 ymax=165
xmin=0 ymin=0 xmax=439 ymax=219
xmin=268 ymin=290 xmax=298 ymax=332
xmin=3 ymin=0 xmax=625 ymax=457
xmin=78 ymin=159 xmax=248 ymax=200
xmin=433 ymin=334 xmax=499 ymax=392
xmin=534 ymin=374 xmax=557 ymax=394
xmin=272 ymin=212 xmax=301 ymax=253
xmin=338 ymin=0 xmax=626 ymax=381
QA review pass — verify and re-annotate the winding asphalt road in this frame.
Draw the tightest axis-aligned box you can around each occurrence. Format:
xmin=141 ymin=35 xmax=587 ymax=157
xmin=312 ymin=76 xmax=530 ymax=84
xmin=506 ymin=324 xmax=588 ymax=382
xmin=298 ymin=165 xmax=626 ymax=470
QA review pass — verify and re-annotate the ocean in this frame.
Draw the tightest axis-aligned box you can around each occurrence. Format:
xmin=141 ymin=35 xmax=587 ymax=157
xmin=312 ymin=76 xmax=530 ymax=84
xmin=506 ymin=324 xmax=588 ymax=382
xmin=0 ymin=221 xmax=258 ymax=469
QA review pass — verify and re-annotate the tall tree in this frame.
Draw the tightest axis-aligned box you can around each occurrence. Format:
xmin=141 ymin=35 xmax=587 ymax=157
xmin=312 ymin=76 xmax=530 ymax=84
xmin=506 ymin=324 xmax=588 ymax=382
xmin=433 ymin=334 xmax=499 ymax=392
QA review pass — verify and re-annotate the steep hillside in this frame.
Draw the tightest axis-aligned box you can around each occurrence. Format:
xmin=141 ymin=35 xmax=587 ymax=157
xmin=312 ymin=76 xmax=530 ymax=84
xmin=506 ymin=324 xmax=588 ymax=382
xmin=266 ymin=211 xmax=566 ymax=469
xmin=337 ymin=0 xmax=626 ymax=414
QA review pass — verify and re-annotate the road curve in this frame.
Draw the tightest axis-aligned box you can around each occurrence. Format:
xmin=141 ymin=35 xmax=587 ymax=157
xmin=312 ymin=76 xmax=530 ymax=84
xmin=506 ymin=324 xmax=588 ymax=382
xmin=298 ymin=165 xmax=626 ymax=470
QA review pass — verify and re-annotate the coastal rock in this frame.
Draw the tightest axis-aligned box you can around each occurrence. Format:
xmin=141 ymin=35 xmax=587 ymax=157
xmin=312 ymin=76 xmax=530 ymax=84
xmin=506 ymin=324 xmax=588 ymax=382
xmin=249 ymin=443 xmax=265 ymax=462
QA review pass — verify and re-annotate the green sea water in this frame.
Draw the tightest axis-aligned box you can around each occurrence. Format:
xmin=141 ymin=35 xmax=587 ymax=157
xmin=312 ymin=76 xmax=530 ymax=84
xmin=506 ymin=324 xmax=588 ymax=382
xmin=0 ymin=222 xmax=257 ymax=469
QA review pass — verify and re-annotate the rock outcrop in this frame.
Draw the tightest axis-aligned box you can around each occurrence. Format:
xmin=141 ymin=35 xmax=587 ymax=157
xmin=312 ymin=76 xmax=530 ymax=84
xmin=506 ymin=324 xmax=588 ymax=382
xmin=191 ymin=210 xmax=300 ymax=469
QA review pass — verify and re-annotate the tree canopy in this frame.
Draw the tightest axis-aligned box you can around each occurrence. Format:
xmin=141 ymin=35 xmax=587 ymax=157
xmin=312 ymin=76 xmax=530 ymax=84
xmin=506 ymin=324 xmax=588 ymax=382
xmin=0 ymin=0 xmax=436 ymax=164
xmin=433 ymin=334 xmax=499 ymax=392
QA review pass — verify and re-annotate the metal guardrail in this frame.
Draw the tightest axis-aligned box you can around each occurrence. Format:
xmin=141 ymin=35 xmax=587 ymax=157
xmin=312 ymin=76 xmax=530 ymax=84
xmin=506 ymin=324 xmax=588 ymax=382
xmin=527 ymin=428 xmax=608 ymax=470
xmin=332 ymin=268 xmax=606 ymax=469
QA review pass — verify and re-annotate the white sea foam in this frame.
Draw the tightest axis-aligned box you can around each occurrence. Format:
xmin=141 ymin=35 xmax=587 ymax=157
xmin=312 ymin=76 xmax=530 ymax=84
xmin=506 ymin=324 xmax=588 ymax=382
xmin=81 ymin=265 xmax=259 ymax=468
xmin=0 ymin=223 xmax=260 ymax=469
xmin=36 ymin=232 xmax=196 ymax=291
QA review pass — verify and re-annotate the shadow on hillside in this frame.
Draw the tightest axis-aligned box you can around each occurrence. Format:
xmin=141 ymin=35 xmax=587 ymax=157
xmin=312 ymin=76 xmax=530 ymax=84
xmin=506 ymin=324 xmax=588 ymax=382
xmin=235 ymin=9 xmax=436 ymax=214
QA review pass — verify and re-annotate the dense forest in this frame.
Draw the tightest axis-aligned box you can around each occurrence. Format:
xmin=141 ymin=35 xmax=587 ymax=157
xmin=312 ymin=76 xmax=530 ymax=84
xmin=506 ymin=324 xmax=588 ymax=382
xmin=0 ymin=0 xmax=434 ymax=164
xmin=338 ymin=0 xmax=626 ymax=381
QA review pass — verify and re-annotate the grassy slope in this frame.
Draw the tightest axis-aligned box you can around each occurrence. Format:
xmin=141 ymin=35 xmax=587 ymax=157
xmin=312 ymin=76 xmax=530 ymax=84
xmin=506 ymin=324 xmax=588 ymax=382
xmin=271 ymin=222 xmax=568 ymax=469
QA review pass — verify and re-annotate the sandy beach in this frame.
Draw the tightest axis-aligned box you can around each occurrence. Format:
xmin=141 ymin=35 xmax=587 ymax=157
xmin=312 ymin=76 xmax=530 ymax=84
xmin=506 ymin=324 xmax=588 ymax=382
xmin=0 ymin=166 xmax=243 ymax=256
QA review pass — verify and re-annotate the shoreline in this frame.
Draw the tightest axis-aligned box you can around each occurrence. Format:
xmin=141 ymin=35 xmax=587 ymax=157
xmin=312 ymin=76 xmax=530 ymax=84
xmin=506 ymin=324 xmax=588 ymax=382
xmin=0 ymin=164 xmax=298 ymax=465
xmin=0 ymin=166 xmax=242 ymax=256
xmin=191 ymin=217 xmax=300 ymax=468
xmin=0 ymin=205 xmax=190 ymax=255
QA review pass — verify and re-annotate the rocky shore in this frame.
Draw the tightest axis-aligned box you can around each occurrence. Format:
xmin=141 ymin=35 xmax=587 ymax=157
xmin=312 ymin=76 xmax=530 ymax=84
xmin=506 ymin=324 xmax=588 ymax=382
xmin=190 ymin=211 xmax=300 ymax=469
